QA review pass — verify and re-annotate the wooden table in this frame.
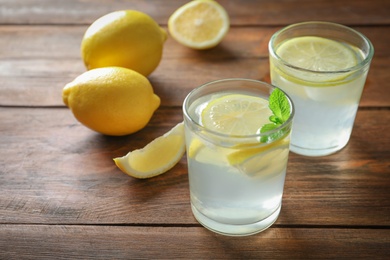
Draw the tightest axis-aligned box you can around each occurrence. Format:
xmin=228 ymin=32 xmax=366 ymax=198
xmin=1 ymin=0 xmax=389 ymax=258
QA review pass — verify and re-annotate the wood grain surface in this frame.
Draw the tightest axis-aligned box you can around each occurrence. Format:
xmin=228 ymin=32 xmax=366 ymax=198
xmin=0 ymin=0 xmax=389 ymax=259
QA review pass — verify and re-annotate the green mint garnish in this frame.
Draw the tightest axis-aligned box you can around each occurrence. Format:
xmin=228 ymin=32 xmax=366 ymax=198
xmin=260 ymin=88 xmax=291 ymax=143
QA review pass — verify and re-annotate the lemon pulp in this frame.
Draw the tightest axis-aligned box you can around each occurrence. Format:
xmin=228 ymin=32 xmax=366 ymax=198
xmin=277 ymin=36 xmax=358 ymax=71
xmin=201 ymin=94 xmax=272 ymax=136
xmin=274 ymin=36 xmax=360 ymax=85
xmin=194 ymin=93 xmax=290 ymax=168
xmin=114 ymin=122 xmax=185 ymax=178
xmin=168 ymin=0 xmax=230 ymax=49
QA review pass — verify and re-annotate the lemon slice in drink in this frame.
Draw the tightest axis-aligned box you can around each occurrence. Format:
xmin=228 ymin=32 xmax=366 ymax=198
xmin=187 ymin=138 xmax=204 ymax=159
xmin=168 ymin=0 xmax=230 ymax=49
xmin=201 ymin=93 xmax=290 ymax=174
xmin=113 ymin=122 xmax=185 ymax=178
xmin=235 ymin=145 xmax=290 ymax=177
xmin=277 ymin=36 xmax=358 ymax=71
xmin=201 ymin=94 xmax=272 ymax=136
xmin=227 ymin=138 xmax=289 ymax=166
xmin=275 ymin=36 xmax=359 ymax=84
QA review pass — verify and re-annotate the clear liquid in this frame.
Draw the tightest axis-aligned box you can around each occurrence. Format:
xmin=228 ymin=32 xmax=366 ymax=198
xmin=270 ymin=37 xmax=367 ymax=156
xmin=185 ymin=92 xmax=290 ymax=235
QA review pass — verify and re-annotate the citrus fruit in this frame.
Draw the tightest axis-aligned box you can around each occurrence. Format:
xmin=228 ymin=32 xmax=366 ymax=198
xmin=227 ymin=138 xmax=289 ymax=166
xmin=201 ymin=94 xmax=272 ymax=136
xmin=233 ymin=144 xmax=290 ymax=177
xmin=187 ymin=138 xmax=204 ymax=159
xmin=276 ymin=36 xmax=358 ymax=72
xmin=81 ymin=10 xmax=167 ymax=76
xmin=274 ymin=36 xmax=359 ymax=85
xmin=168 ymin=0 xmax=229 ymax=49
xmin=114 ymin=122 xmax=185 ymax=178
xmin=199 ymin=93 xmax=290 ymax=171
xmin=62 ymin=67 xmax=160 ymax=136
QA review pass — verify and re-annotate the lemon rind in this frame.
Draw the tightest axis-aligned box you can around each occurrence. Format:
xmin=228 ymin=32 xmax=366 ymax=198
xmin=168 ymin=0 xmax=230 ymax=50
xmin=113 ymin=122 xmax=185 ymax=178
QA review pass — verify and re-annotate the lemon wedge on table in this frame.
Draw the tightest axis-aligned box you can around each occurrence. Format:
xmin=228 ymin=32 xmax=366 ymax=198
xmin=114 ymin=122 xmax=185 ymax=179
xmin=168 ymin=0 xmax=230 ymax=49
xmin=201 ymin=94 xmax=273 ymax=136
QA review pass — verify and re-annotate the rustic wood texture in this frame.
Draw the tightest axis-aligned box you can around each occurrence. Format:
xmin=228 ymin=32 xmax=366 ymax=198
xmin=0 ymin=25 xmax=389 ymax=107
xmin=1 ymin=0 xmax=389 ymax=25
xmin=0 ymin=0 xmax=389 ymax=258
xmin=1 ymin=226 xmax=389 ymax=259
xmin=0 ymin=108 xmax=389 ymax=227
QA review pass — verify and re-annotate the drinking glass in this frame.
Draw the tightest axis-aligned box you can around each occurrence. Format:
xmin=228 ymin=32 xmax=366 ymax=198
xmin=269 ymin=21 xmax=374 ymax=156
xmin=183 ymin=78 xmax=294 ymax=236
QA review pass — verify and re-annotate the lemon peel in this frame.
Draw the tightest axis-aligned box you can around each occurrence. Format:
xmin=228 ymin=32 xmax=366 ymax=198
xmin=62 ymin=67 xmax=160 ymax=136
xmin=227 ymin=138 xmax=289 ymax=166
xmin=114 ymin=122 xmax=185 ymax=179
xmin=168 ymin=0 xmax=229 ymax=49
xmin=236 ymin=147 xmax=290 ymax=177
xmin=81 ymin=10 xmax=167 ymax=76
xmin=187 ymin=138 xmax=205 ymax=159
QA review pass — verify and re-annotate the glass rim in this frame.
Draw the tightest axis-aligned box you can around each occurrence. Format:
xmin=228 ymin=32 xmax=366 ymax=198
xmin=268 ymin=21 xmax=374 ymax=75
xmin=182 ymin=78 xmax=295 ymax=141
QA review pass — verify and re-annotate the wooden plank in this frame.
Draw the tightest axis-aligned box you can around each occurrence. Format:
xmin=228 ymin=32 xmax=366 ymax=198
xmin=1 ymin=108 xmax=389 ymax=225
xmin=1 ymin=225 xmax=389 ymax=259
xmin=0 ymin=57 xmax=387 ymax=107
xmin=1 ymin=26 xmax=387 ymax=60
xmin=0 ymin=25 xmax=388 ymax=107
xmin=0 ymin=0 xmax=389 ymax=26
xmin=1 ymin=0 xmax=388 ymax=258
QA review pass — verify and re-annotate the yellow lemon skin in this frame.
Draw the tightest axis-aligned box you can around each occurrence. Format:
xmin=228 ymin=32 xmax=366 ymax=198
xmin=81 ymin=10 xmax=167 ymax=76
xmin=62 ymin=67 xmax=160 ymax=136
xmin=114 ymin=122 xmax=185 ymax=179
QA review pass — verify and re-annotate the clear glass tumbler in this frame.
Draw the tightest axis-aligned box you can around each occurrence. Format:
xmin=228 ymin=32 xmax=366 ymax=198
xmin=183 ymin=78 xmax=294 ymax=236
xmin=269 ymin=21 xmax=374 ymax=156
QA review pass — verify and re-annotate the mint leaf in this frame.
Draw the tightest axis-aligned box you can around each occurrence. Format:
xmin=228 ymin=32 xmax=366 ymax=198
xmin=259 ymin=88 xmax=291 ymax=143
xmin=260 ymin=122 xmax=287 ymax=143
xmin=259 ymin=123 xmax=279 ymax=143
xmin=269 ymin=88 xmax=291 ymax=122
xmin=260 ymin=123 xmax=279 ymax=133
xmin=269 ymin=115 xmax=283 ymax=124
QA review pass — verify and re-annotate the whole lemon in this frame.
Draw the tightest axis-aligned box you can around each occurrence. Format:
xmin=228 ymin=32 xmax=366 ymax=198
xmin=81 ymin=10 xmax=167 ymax=76
xmin=62 ymin=67 xmax=160 ymax=136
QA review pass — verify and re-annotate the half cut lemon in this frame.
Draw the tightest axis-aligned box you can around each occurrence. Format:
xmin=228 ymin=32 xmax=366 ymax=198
xmin=168 ymin=0 xmax=230 ymax=49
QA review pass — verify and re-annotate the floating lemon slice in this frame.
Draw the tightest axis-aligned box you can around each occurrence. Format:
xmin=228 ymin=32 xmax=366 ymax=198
xmin=113 ymin=122 xmax=185 ymax=178
xmin=201 ymin=94 xmax=272 ymax=136
xmin=168 ymin=0 xmax=230 ymax=49
xmin=236 ymin=146 xmax=290 ymax=177
xmin=187 ymin=138 xmax=204 ymax=159
xmin=275 ymin=36 xmax=359 ymax=85
xmin=227 ymin=138 xmax=289 ymax=166
xmin=277 ymin=36 xmax=358 ymax=71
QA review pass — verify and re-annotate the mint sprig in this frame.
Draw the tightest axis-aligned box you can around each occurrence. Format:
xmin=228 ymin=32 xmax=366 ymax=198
xmin=260 ymin=88 xmax=291 ymax=143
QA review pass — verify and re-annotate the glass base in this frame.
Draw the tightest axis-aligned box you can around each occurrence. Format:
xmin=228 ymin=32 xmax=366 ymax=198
xmin=191 ymin=204 xmax=281 ymax=236
xmin=290 ymin=142 xmax=348 ymax=157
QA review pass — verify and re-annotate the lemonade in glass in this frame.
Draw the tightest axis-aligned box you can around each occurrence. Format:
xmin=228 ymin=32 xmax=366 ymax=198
xmin=269 ymin=22 xmax=374 ymax=156
xmin=183 ymin=79 xmax=294 ymax=236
